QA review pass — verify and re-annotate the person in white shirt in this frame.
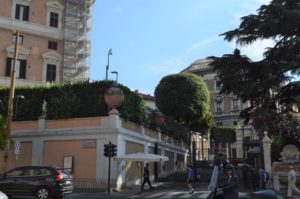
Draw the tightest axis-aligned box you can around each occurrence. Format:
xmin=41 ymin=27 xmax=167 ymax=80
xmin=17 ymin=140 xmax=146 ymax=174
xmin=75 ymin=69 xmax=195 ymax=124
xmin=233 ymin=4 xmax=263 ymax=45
xmin=288 ymin=165 xmax=300 ymax=198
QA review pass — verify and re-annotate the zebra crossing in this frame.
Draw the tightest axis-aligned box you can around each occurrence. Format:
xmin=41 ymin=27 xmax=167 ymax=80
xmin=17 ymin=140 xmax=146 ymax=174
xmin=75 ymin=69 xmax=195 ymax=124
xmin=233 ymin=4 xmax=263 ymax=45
xmin=276 ymin=194 xmax=300 ymax=199
xmin=125 ymin=190 xmax=212 ymax=198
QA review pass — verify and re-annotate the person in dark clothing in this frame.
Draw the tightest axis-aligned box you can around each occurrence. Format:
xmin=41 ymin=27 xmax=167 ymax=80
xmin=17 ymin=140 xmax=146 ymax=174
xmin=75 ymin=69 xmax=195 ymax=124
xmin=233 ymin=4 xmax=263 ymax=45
xmin=242 ymin=164 xmax=249 ymax=188
xmin=215 ymin=164 xmax=239 ymax=199
xmin=141 ymin=163 xmax=154 ymax=190
xmin=222 ymin=160 xmax=227 ymax=174
xmin=250 ymin=167 xmax=259 ymax=191
xmin=259 ymin=168 xmax=267 ymax=190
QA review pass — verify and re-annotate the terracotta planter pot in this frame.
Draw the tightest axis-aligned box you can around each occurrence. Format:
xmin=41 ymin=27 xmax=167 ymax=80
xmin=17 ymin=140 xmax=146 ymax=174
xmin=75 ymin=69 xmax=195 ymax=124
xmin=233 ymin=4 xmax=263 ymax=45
xmin=104 ymin=87 xmax=124 ymax=109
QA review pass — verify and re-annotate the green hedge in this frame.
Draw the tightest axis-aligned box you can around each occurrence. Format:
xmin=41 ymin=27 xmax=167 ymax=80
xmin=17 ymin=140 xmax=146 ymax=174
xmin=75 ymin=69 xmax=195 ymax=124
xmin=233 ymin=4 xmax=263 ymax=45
xmin=0 ymin=81 xmax=147 ymax=125
xmin=211 ymin=126 xmax=236 ymax=143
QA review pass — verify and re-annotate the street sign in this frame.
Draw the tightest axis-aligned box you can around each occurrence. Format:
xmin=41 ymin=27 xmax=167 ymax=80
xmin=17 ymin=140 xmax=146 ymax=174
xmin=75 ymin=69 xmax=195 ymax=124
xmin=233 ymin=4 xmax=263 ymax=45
xmin=15 ymin=149 xmax=20 ymax=155
xmin=15 ymin=141 xmax=20 ymax=150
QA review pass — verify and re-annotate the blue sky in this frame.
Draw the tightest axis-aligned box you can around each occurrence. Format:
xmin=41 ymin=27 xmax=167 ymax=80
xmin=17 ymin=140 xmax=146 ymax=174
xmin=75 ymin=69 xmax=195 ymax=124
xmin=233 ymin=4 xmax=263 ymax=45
xmin=90 ymin=0 xmax=272 ymax=95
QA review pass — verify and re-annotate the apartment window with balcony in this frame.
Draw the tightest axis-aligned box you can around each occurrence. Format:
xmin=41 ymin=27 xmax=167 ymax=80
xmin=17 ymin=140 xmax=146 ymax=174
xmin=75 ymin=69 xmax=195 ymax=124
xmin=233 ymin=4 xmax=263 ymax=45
xmin=12 ymin=34 xmax=24 ymax=45
xmin=46 ymin=64 xmax=56 ymax=82
xmin=232 ymin=99 xmax=240 ymax=111
xmin=216 ymin=80 xmax=223 ymax=91
xmin=48 ymin=41 xmax=58 ymax=50
xmin=50 ymin=12 xmax=59 ymax=28
xmin=15 ymin=4 xmax=29 ymax=21
xmin=215 ymin=96 xmax=223 ymax=113
xmin=216 ymin=101 xmax=223 ymax=112
xmin=5 ymin=58 xmax=26 ymax=79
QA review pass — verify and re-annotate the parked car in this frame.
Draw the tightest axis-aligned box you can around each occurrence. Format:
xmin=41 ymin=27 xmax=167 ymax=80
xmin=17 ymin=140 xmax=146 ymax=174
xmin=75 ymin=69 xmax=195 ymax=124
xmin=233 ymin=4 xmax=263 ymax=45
xmin=0 ymin=165 xmax=73 ymax=199
xmin=0 ymin=191 xmax=8 ymax=199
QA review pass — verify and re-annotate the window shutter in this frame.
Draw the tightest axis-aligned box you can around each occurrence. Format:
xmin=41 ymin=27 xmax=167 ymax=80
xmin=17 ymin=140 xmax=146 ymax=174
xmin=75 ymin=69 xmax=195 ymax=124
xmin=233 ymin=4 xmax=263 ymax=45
xmin=5 ymin=58 xmax=12 ymax=77
xmin=15 ymin=5 xmax=20 ymax=19
xmin=24 ymin=6 xmax=29 ymax=21
xmin=19 ymin=60 xmax=26 ymax=79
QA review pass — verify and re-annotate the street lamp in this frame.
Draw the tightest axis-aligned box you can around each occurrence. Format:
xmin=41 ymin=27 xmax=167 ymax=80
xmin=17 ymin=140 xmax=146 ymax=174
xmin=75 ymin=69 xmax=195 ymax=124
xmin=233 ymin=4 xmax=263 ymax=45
xmin=14 ymin=95 xmax=25 ymax=119
xmin=111 ymin=71 xmax=118 ymax=83
xmin=105 ymin=49 xmax=112 ymax=81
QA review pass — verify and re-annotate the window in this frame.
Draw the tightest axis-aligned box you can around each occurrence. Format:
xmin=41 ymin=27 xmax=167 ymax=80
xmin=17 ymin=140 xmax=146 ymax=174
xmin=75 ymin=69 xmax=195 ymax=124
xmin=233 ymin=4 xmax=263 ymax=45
xmin=5 ymin=58 xmax=26 ymax=79
xmin=12 ymin=34 xmax=24 ymax=45
xmin=216 ymin=122 xmax=223 ymax=126
xmin=46 ymin=64 xmax=56 ymax=82
xmin=216 ymin=80 xmax=223 ymax=91
xmin=232 ymin=99 xmax=239 ymax=111
xmin=216 ymin=101 xmax=222 ymax=112
xmin=48 ymin=41 xmax=58 ymax=50
xmin=6 ymin=168 xmax=24 ymax=177
xmin=15 ymin=4 xmax=29 ymax=21
xmin=50 ymin=12 xmax=59 ymax=28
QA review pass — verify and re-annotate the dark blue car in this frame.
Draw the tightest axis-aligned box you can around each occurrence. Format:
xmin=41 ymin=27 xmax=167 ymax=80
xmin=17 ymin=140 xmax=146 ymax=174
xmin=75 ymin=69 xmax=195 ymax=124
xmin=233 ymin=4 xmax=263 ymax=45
xmin=0 ymin=166 xmax=73 ymax=199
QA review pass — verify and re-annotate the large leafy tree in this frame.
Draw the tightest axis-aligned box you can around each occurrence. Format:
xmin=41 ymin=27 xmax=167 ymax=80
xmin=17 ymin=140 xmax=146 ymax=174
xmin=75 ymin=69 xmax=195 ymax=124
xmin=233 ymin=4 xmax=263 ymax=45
xmin=209 ymin=0 xmax=300 ymax=139
xmin=154 ymin=73 xmax=213 ymax=134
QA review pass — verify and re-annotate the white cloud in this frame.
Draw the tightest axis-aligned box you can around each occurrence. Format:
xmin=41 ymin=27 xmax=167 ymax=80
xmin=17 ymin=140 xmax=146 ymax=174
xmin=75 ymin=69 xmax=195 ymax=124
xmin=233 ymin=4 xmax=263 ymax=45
xmin=141 ymin=58 xmax=185 ymax=76
xmin=228 ymin=39 xmax=275 ymax=61
xmin=255 ymin=0 xmax=272 ymax=5
xmin=113 ymin=7 xmax=123 ymax=14
xmin=188 ymin=36 xmax=221 ymax=52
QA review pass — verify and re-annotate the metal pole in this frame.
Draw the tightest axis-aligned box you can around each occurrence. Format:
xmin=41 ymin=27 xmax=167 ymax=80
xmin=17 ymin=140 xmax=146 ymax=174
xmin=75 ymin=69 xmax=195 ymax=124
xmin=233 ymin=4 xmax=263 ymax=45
xmin=201 ymin=134 xmax=204 ymax=160
xmin=154 ymin=142 xmax=158 ymax=181
xmin=107 ymin=156 xmax=111 ymax=194
xmin=3 ymin=31 xmax=19 ymax=173
xmin=105 ymin=49 xmax=112 ymax=81
xmin=107 ymin=141 xmax=112 ymax=194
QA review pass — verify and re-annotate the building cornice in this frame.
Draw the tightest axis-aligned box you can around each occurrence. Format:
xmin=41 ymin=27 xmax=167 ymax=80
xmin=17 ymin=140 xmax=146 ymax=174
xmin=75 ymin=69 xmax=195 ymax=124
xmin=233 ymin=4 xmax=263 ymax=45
xmin=0 ymin=16 xmax=63 ymax=40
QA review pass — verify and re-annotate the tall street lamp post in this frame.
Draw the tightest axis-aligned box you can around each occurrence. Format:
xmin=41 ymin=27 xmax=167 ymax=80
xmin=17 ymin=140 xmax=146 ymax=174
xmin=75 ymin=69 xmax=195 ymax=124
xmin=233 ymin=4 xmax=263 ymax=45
xmin=111 ymin=71 xmax=118 ymax=83
xmin=3 ymin=31 xmax=19 ymax=173
xmin=105 ymin=49 xmax=112 ymax=81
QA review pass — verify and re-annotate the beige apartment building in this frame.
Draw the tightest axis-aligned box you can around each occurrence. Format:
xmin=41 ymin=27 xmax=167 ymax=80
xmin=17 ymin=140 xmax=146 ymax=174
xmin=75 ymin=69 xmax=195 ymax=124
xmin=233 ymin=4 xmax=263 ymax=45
xmin=0 ymin=0 xmax=94 ymax=86
xmin=182 ymin=58 xmax=257 ymax=159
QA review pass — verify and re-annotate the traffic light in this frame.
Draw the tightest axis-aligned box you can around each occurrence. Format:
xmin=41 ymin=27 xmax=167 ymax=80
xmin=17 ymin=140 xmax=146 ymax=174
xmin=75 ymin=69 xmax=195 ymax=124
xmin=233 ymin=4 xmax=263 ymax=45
xmin=104 ymin=144 xmax=110 ymax=157
xmin=111 ymin=144 xmax=117 ymax=157
xmin=104 ymin=142 xmax=118 ymax=157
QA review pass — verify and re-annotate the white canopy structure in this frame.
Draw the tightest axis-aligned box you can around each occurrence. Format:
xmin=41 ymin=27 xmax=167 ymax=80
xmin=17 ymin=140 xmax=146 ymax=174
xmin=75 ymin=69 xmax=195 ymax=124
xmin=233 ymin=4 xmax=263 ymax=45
xmin=114 ymin=153 xmax=169 ymax=192
xmin=114 ymin=152 xmax=169 ymax=162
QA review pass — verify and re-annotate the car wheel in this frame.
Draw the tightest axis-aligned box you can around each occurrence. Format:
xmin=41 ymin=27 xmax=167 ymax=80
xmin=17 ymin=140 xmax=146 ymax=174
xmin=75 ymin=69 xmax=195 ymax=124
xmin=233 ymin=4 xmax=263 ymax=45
xmin=35 ymin=186 xmax=50 ymax=199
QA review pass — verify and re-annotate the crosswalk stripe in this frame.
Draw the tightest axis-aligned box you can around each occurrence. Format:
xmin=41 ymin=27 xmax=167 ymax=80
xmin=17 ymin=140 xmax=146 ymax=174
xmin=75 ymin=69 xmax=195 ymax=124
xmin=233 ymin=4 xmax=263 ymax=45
xmin=164 ymin=191 xmax=191 ymax=198
xmin=198 ymin=193 xmax=210 ymax=198
xmin=125 ymin=190 xmax=213 ymax=198
xmin=143 ymin=191 xmax=169 ymax=198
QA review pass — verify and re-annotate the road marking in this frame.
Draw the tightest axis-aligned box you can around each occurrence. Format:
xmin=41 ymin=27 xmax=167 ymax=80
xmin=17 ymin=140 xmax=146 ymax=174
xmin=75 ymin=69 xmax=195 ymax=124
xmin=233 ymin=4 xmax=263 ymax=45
xmin=143 ymin=192 xmax=169 ymax=198
xmin=199 ymin=193 xmax=210 ymax=198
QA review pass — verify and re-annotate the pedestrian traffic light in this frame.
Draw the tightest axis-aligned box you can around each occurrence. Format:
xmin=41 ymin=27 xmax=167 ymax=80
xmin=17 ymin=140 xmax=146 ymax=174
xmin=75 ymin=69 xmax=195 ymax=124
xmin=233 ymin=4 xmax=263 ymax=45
xmin=104 ymin=144 xmax=110 ymax=157
xmin=111 ymin=144 xmax=117 ymax=157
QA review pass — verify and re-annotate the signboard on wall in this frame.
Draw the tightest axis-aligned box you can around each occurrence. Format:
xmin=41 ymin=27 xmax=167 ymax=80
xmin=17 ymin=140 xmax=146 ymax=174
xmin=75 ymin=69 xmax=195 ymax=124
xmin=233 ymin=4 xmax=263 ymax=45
xmin=63 ymin=156 xmax=74 ymax=173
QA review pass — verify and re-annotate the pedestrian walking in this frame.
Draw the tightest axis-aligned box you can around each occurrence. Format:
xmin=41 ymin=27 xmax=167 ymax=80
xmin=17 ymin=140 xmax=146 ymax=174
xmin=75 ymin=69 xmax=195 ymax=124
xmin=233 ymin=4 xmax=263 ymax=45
xmin=186 ymin=165 xmax=194 ymax=194
xmin=287 ymin=165 xmax=300 ymax=198
xmin=242 ymin=164 xmax=249 ymax=188
xmin=250 ymin=167 xmax=259 ymax=191
xmin=222 ymin=160 xmax=227 ymax=174
xmin=141 ymin=163 xmax=154 ymax=191
xmin=215 ymin=164 xmax=239 ymax=199
xmin=259 ymin=168 xmax=267 ymax=190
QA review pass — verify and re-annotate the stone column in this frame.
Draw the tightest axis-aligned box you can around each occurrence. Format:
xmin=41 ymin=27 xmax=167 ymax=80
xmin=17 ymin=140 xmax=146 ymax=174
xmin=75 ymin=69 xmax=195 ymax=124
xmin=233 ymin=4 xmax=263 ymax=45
xmin=262 ymin=131 xmax=272 ymax=174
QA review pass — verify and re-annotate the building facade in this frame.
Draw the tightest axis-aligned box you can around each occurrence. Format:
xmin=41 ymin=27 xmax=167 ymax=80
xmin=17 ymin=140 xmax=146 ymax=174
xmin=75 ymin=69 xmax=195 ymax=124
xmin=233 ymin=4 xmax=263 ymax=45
xmin=0 ymin=112 xmax=187 ymax=189
xmin=0 ymin=0 xmax=94 ymax=87
xmin=182 ymin=58 xmax=257 ymax=159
